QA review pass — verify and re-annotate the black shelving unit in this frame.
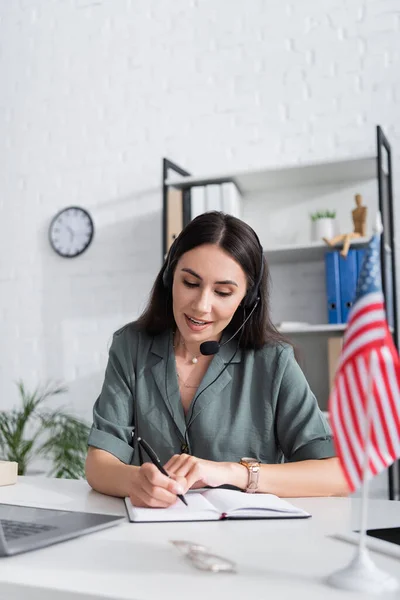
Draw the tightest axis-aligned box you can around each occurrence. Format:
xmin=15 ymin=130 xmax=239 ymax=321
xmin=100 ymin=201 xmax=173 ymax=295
xmin=162 ymin=158 xmax=191 ymax=262
xmin=162 ymin=125 xmax=399 ymax=500
xmin=377 ymin=126 xmax=399 ymax=500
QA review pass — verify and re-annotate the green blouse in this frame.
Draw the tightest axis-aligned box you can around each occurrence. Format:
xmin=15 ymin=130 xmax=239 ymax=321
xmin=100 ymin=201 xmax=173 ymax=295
xmin=88 ymin=323 xmax=335 ymax=466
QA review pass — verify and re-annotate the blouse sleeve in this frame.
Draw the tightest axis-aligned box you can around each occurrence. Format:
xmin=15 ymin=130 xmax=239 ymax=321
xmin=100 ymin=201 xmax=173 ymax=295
xmin=274 ymin=346 xmax=336 ymax=462
xmin=87 ymin=328 xmax=135 ymax=464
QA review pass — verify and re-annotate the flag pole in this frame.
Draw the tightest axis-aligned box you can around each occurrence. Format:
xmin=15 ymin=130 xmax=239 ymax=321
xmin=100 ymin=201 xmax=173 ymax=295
xmin=327 ymin=350 xmax=398 ymax=593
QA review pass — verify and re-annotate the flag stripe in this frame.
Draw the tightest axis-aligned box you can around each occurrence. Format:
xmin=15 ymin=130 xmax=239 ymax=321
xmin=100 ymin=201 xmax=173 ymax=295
xmin=381 ymin=346 xmax=400 ymax=442
xmin=330 ymin=388 xmax=361 ymax=491
xmin=344 ymin=363 xmax=382 ymax=473
xmin=338 ymin=328 xmax=387 ymax=370
xmin=345 ymin=306 xmax=385 ymax=343
xmin=346 ymin=292 xmax=384 ymax=324
xmin=353 ymin=354 xmax=383 ymax=475
xmin=358 ymin=355 xmax=391 ymax=467
xmin=336 ymin=376 xmax=363 ymax=481
xmin=374 ymin=350 xmax=400 ymax=456
xmin=345 ymin=317 xmax=385 ymax=350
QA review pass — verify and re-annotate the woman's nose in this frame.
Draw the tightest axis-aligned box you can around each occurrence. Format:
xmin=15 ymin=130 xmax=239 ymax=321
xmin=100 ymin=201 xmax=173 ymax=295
xmin=192 ymin=288 xmax=212 ymax=313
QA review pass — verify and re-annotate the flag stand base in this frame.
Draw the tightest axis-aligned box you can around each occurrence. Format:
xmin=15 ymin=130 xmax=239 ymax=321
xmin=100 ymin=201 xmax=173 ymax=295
xmin=326 ymin=548 xmax=398 ymax=594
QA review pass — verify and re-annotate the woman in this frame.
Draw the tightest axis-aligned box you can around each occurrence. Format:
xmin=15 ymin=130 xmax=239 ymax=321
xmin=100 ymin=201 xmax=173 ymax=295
xmin=86 ymin=212 xmax=349 ymax=506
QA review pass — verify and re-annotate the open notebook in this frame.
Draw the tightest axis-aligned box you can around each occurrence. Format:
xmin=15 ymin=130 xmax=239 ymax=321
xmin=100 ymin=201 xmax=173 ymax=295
xmin=124 ymin=488 xmax=311 ymax=523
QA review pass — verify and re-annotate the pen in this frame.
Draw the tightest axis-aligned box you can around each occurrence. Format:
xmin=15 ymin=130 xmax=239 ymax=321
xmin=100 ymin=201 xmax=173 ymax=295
xmin=137 ymin=437 xmax=188 ymax=506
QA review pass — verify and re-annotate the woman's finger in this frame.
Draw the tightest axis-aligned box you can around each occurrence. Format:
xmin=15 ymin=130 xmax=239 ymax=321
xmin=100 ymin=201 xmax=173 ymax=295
xmin=180 ymin=461 xmax=203 ymax=490
xmin=140 ymin=463 xmax=183 ymax=500
xmin=169 ymin=455 xmax=199 ymax=478
xmin=164 ymin=453 xmax=189 ymax=472
xmin=130 ymin=487 xmax=173 ymax=508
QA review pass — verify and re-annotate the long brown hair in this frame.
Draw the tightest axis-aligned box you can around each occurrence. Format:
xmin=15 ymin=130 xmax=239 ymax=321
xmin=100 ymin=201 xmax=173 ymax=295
xmin=136 ymin=211 xmax=290 ymax=350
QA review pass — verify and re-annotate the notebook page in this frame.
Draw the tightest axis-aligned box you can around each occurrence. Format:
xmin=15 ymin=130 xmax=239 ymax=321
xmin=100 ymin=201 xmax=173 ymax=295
xmin=202 ymin=489 xmax=309 ymax=517
xmin=125 ymin=491 xmax=219 ymax=522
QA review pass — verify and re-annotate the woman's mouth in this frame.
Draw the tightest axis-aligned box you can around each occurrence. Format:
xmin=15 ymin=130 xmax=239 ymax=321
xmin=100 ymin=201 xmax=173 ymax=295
xmin=184 ymin=314 xmax=212 ymax=332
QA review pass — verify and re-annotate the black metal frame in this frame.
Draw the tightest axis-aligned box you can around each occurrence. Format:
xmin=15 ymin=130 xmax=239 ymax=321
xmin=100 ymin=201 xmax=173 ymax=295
xmin=162 ymin=158 xmax=191 ymax=262
xmin=377 ymin=126 xmax=400 ymax=500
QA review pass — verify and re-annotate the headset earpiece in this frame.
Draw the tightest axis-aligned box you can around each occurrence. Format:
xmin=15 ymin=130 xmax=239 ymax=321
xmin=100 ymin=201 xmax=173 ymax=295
xmin=162 ymin=263 xmax=171 ymax=289
xmin=162 ymin=238 xmax=179 ymax=289
xmin=242 ymin=246 xmax=264 ymax=308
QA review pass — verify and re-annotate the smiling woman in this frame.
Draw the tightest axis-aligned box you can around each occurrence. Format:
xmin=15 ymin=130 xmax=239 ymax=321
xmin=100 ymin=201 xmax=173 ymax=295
xmin=85 ymin=211 xmax=349 ymax=507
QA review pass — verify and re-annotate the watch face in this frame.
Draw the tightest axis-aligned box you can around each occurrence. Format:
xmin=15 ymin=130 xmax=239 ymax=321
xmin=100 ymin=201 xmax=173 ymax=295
xmin=49 ymin=206 xmax=94 ymax=258
xmin=241 ymin=457 xmax=258 ymax=464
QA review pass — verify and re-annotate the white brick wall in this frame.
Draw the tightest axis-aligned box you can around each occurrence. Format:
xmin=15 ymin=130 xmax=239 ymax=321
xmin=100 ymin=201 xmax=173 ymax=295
xmin=1 ymin=0 xmax=399 ymax=426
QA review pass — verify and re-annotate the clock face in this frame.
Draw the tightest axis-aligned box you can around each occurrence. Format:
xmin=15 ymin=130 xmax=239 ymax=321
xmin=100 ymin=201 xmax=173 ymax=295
xmin=49 ymin=206 xmax=94 ymax=258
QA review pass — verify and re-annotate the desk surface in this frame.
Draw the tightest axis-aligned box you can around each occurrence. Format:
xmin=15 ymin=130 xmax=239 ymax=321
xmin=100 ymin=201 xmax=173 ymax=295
xmin=0 ymin=477 xmax=399 ymax=600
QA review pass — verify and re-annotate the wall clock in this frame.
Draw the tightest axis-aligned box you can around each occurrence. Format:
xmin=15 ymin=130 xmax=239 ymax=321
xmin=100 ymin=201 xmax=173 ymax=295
xmin=49 ymin=206 xmax=94 ymax=258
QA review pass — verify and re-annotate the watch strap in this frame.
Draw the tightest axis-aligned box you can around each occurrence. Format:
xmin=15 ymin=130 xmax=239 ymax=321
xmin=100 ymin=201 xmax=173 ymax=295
xmin=239 ymin=458 xmax=260 ymax=493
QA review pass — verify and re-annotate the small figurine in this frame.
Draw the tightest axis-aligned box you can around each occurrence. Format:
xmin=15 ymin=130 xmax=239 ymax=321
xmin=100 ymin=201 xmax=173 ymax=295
xmin=323 ymin=194 xmax=367 ymax=258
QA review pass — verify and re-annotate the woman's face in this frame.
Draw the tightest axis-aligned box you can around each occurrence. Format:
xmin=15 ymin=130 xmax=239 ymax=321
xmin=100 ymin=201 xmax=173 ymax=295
xmin=172 ymin=243 xmax=248 ymax=345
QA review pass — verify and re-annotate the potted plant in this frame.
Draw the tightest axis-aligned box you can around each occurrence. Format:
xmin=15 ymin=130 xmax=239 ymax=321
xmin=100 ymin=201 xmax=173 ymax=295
xmin=310 ymin=210 xmax=337 ymax=242
xmin=0 ymin=381 xmax=90 ymax=478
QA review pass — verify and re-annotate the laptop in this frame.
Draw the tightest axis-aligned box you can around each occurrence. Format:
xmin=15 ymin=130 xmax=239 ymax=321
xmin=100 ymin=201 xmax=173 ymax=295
xmin=0 ymin=502 xmax=125 ymax=557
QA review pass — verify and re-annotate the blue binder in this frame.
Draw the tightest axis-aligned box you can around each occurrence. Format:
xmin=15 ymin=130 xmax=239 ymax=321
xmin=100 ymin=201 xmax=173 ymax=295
xmin=339 ymin=249 xmax=358 ymax=323
xmin=325 ymin=251 xmax=342 ymax=324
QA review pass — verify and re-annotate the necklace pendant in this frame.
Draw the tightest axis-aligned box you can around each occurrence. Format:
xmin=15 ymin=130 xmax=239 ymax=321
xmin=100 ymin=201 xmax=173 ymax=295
xmin=191 ymin=357 xmax=198 ymax=364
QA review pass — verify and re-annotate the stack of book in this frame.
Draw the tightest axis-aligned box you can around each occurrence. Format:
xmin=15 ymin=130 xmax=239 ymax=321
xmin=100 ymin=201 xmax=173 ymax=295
xmin=191 ymin=182 xmax=242 ymax=219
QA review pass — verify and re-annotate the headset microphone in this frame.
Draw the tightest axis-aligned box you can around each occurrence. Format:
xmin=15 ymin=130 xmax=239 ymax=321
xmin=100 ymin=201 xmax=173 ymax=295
xmin=199 ymin=298 xmax=259 ymax=356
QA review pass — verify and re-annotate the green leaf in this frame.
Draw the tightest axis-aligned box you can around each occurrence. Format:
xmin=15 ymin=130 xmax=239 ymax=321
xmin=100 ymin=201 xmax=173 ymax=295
xmin=37 ymin=412 xmax=90 ymax=479
xmin=310 ymin=210 xmax=336 ymax=221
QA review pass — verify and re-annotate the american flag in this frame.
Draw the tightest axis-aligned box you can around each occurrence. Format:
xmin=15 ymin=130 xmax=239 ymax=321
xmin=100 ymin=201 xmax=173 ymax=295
xmin=329 ymin=232 xmax=400 ymax=492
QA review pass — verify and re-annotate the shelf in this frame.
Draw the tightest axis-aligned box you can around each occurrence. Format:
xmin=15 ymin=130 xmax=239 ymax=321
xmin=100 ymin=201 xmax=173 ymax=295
xmin=277 ymin=323 xmax=395 ymax=335
xmin=264 ymin=237 xmax=370 ymax=263
xmin=276 ymin=324 xmax=347 ymax=335
xmin=165 ymin=155 xmax=377 ymax=194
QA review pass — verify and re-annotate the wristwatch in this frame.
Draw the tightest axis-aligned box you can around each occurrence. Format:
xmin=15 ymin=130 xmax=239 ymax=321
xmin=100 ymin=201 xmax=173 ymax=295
xmin=239 ymin=457 xmax=260 ymax=493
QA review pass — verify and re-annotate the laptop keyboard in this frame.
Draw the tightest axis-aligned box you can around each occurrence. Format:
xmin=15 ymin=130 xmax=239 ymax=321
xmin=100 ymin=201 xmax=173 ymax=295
xmin=1 ymin=519 xmax=58 ymax=541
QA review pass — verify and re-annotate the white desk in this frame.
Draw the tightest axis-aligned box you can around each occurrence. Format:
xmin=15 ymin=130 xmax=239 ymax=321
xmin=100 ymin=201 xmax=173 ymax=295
xmin=0 ymin=476 xmax=399 ymax=600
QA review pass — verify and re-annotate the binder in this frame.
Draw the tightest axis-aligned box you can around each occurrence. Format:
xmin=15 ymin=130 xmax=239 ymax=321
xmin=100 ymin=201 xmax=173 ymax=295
xmin=205 ymin=184 xmax=222 ymax=211
xmin=166 ymin=187 xmax=183 ymax=254
xmin=339 ymin=249 xmax=358 ymax=323
xmin=325 ymin=251 xmax=342 ymax=324
xmin=221 ymin=182 xmax=242 ymax=217
xmin=190 ymin=185 xmax=206 ymax=219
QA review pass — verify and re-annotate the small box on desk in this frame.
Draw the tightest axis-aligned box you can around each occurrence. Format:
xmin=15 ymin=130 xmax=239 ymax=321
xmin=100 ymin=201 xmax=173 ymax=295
xmin=0 ymin=461 xmax=18 ymax=486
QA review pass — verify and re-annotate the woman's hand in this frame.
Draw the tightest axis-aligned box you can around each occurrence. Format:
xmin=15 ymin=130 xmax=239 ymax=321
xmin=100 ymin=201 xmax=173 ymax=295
xmin=128 ymin=463 xmax=187 ymax=508
xmin=163 ymin=454 xmax=232 ymax=491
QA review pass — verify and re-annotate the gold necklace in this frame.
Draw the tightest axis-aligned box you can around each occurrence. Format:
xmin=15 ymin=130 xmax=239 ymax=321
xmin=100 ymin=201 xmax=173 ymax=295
xmin=173 ymin=334 xmax=201 ymax=364
xmin=176 ymin=371 xmax=200 ymax=389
